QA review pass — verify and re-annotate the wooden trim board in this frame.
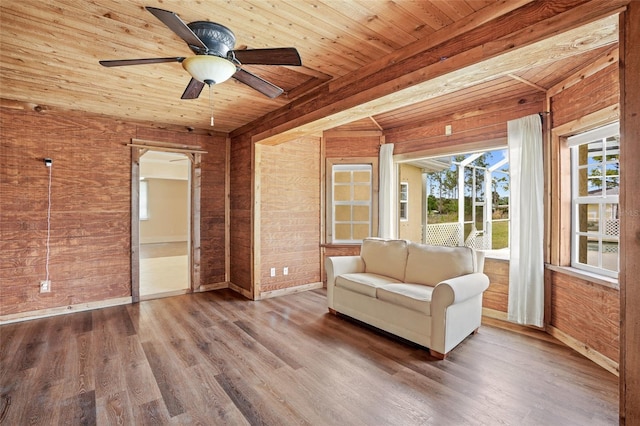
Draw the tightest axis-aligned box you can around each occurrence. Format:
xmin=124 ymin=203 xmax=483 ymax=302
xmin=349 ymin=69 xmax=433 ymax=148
xmin=0 ymin=297 xmax=132 ymax=325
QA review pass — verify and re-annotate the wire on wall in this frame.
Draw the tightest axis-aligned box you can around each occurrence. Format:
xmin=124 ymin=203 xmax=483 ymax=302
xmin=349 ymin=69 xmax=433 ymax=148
xmin=44 ymin=158 xmax=52 ymax=283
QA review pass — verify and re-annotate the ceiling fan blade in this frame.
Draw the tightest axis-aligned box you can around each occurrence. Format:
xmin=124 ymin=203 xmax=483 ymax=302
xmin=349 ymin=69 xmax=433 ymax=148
xmin=181 ymin=78 xmax=205 ymax=99
xmin=145 ymin=6 xmax=207 ymax=52
xmin=233 ymin=68 xmax=284 ymax=98
xmin=99 ymin=57 xmax=184 ymax=67
xmin=232 ymin=48 xmax=301 ymax=66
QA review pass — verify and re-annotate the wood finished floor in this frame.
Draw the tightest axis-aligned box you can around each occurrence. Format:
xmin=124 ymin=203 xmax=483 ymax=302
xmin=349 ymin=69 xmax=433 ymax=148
xmin=0 ymin=289 xmax=618 ymax=425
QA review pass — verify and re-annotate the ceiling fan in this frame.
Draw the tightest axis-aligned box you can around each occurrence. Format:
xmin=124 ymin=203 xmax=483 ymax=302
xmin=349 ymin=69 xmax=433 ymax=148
xmin=99 ymin=6 xmax=302 ymax=100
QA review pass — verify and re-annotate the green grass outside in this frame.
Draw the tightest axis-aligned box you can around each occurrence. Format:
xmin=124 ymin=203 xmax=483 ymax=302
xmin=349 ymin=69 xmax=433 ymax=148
xmin=427 ymin=213 xmax=509 ymax=249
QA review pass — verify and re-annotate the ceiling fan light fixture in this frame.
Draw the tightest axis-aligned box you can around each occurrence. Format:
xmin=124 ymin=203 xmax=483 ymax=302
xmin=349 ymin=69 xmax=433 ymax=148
xmin=182 ymin=55 xmax=236 ymax=85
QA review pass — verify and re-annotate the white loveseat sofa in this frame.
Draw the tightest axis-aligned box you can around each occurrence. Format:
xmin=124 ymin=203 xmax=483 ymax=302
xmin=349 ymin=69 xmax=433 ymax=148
xmin=326 ymin=238 xmax=490 ymax=358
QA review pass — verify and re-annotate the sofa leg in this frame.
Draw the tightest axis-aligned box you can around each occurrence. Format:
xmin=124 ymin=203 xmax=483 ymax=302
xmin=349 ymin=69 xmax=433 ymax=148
xmin=472 ymin=327 xmax=480 ymax=335
xmin=328 ymin=308 xmax=337 ymax=315
xmin=429 ymin=349 xmax=447 ymax=360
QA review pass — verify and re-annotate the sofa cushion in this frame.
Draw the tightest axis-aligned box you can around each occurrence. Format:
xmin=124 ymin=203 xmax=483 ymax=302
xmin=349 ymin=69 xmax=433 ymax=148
xmin=360 ymin=238 xmax=408 ymax=282
xmin=335 ymin=273 xmax=402 ymax=297
xmin=376 ymin=283 xmax=434 ymax=315
xmin=405 ymin=243 xmax=476 ymax=286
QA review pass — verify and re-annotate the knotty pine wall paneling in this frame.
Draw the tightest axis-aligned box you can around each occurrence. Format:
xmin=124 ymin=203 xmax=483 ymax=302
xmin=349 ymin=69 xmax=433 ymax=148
xmin=257 ymin=137 xmax=321 ymax=296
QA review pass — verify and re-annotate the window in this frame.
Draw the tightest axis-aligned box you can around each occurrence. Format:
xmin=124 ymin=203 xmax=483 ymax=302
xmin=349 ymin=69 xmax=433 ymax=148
xmin=330 ymin=164 xmax=373 ymax=243
xmin=419 ymin=148 xmax=509 ymax=256
xmin=399 ymin=182 xmax=409 ymax=221
xmin=140 ymin=179 xmax=149 ymax=220
xmin=568 ymin=122 xmax=619 ymax=278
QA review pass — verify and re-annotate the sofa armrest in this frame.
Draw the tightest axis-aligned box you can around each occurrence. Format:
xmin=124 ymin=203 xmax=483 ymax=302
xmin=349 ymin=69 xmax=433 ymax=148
xmin=325 ymin=256 xmax=364 ymax=310
xmin=431 ymin=272 xmax=490 ymax=308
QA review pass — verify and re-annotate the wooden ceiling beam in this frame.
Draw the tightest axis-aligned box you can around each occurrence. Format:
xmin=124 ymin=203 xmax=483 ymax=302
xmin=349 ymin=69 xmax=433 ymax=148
xmin=236 ymin=0 xmax=625 ymax=145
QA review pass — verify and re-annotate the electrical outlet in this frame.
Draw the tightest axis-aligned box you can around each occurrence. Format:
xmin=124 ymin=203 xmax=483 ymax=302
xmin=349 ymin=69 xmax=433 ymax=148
xmin=270 ymin=267 xmax=276 ymax=277
xmin=283 ymin=267 xmax=289 ymax=275
xmin=40 ymin=280 xmax=51 ymax=293
xmin=445 ymin=124 xmax=452 ymax=135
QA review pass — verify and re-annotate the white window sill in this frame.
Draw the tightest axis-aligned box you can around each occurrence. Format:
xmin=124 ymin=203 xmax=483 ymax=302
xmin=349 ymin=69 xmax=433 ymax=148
xmin=545 ymin=264 xmax=619 ymax=290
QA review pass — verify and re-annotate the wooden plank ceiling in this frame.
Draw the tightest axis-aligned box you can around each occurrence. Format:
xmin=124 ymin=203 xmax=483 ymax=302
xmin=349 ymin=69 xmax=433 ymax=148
xmin=0 ymin=1 xmax=618 ymax=135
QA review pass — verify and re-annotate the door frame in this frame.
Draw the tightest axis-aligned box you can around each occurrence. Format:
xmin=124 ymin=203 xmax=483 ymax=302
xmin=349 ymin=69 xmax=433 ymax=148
xmin=130 ymin=139 xmax=206 ymax=302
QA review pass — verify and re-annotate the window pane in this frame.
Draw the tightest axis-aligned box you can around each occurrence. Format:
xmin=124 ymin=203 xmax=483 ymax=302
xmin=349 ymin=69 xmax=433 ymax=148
xmin=353 ymin=185 xmax=370 ymax=201
xmin=584 ymin=203 xmax=600 ymax=232
xmin=400 ymin=203 xmax=407 ymax=220
xmin=601 ymin=238 xmax=619 ymax=272
xmin=334 ymin=185 xmax=351 ymax=201
xmin=353 ymin=224 xmax=370 ymax=240
xmin=335 ymin=224 xmax=351 ymax=240
xmin=606 ymin=176 xmax=619 ymax=191
xmin=335 ymin=205 xmax=351 ymax=221
xmin=353 ymin=171 xmax=370 ymax=183
xmin=604 ymin=206 xmax=619 ymax=236
xmin=334 ymin=171 xmax=351 ymax=183
xmin=571 ymin=122 xmax=620 ymax=277
xmin=353 ymin=205 xmax=369 ymax=221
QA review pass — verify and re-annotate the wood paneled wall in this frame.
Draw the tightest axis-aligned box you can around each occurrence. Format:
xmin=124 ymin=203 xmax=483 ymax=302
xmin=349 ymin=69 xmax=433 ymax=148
xmin=389 ymin=93 xmax=545 ymax=157
xmin=229 ymin=133 xmax=254 ymax=295
xmin=1 ymin=107 xmax=134 ymax=317
xmin=483 ymin=259 xmax=509 ymax=314
xmin=198 ymin=133 xmax=228 ymax=286
xmin=547 ymin=60 xmax=620 ymax=364
xmin=324 ymin=133 xmax=382 ymax=158
xmin=0 ymin=106 xmax=227 ymax=318
xmin=258 ymin=137 xmax=321 ymax=295
xmin=550 ymin=64 xmax=619 ymax=128
xmin=548 ymin=270 xmax=619 ymax=361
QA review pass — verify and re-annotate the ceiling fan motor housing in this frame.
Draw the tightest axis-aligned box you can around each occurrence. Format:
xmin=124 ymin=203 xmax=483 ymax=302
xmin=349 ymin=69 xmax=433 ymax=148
xmin=187 ymin=21 xmax=236 ymax=57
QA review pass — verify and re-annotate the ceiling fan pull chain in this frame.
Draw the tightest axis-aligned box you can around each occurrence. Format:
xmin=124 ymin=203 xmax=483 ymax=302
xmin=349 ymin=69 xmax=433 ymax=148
xmin=209 ymin=83 xmax=214 ymax=127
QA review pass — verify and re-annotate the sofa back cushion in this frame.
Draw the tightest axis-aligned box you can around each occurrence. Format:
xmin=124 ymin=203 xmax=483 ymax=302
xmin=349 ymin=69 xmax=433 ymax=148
xmin=360 ymin=238 xmax=408 ymax=282
xmin=405 ymin=243 xmax=476 ymax=286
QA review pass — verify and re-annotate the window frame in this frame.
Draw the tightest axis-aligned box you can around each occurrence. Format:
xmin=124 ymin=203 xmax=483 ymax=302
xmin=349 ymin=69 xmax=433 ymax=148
xmin=325 ymin=157 xmax=378 ymax=244
xmin=139 ymin=179 xmax=149 ymax=220
xmin=568 ymin=122 xmax=620 ymax=279
xmin=399 ymin=181 xmax=409 ymax=221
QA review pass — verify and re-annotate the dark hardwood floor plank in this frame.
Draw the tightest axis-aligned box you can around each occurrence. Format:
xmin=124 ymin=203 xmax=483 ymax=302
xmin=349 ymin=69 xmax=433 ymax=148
xmin=0 ymin=288 xmax=619 ymax=425
xmin=140 ymin=341 xmax=186 ymax=418
xmin=234 ymin=319 xmax=303 ymax=370
xmin=96 ymin=390 xmax=133 ymax=425
xmin=186 ymin=363 xmax=252 ymax=425
xmin=58 ymin=389 xmax=97 ymax=426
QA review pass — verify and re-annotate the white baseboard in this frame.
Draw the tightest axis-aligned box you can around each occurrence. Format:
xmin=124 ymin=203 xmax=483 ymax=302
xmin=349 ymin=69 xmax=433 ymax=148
xmin=0 ymin=296 xmax=132 ymax=324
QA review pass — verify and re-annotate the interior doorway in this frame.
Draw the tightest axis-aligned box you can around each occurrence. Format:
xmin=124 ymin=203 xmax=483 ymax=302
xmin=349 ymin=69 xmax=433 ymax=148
xmin=138 ymin=150 xmax=191 ymax=299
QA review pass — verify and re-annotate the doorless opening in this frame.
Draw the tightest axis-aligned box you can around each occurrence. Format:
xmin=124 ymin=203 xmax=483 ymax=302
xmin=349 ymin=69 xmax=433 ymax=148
xmin=139 ymin=151 xmax=190 ymax=299
xmin=130 ymin=140 xmax=206 ymax=302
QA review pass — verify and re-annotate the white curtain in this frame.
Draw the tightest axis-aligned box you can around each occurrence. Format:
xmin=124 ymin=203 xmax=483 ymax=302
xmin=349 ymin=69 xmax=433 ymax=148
xmin=507 ymin=114 xmax=544 ymax=327
xmin=378 ymin=143 xmax=397 ymax=239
